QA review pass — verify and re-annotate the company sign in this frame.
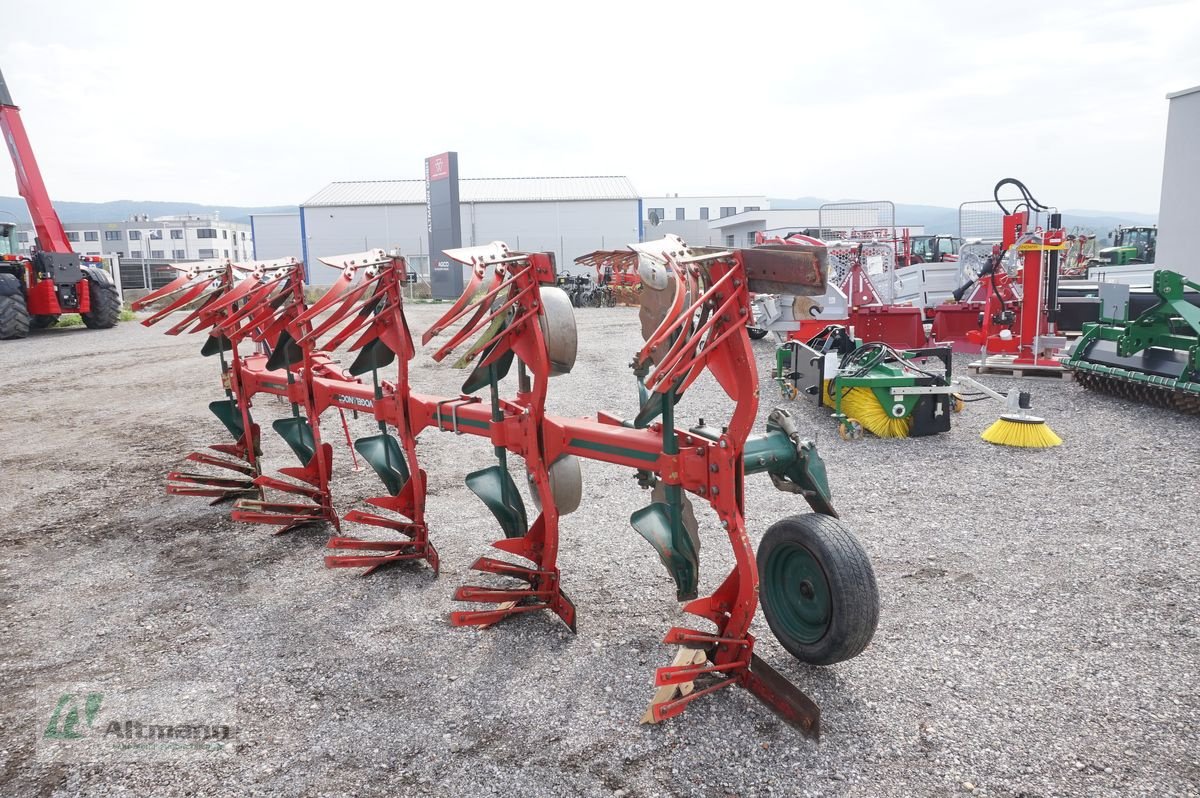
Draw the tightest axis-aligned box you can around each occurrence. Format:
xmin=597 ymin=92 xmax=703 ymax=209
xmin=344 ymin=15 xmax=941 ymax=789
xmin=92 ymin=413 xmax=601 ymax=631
xmin=425 ymin=152 xmax=462 ymax=299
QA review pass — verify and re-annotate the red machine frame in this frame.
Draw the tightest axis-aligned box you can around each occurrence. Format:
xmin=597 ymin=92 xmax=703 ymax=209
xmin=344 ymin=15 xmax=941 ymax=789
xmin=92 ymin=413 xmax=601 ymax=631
xmin=136 ymin=238 xmax=870 ymax=738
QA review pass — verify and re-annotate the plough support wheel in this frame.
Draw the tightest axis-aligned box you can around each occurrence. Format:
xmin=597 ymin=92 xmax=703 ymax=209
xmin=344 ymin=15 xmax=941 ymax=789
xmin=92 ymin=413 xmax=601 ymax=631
xmin=757 ymin=513 xmax=878 ymax=666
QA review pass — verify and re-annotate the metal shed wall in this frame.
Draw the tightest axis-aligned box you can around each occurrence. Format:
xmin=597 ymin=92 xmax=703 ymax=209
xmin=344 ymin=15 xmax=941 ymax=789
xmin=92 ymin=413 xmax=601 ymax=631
xmin=301 ymin=199 xmax=639 ymax=284
xmin=1156 ymin=86 xmax=1200 ymax=280
xmin=250 ymin=213 xmax=302 ymax=261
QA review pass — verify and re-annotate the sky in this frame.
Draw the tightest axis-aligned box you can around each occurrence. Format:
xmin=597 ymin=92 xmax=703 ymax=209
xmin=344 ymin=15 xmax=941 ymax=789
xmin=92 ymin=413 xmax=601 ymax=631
xmin=2 ymin=0 xmax=1198 ymax=213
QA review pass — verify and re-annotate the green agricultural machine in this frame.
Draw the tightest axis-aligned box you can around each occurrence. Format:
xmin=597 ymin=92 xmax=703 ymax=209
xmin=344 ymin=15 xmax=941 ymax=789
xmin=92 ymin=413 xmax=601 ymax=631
xmin=1066 ymin=269 xmax=1200 ymax=414
xmin=1094 ymin=225 xmax=1157 ymax=266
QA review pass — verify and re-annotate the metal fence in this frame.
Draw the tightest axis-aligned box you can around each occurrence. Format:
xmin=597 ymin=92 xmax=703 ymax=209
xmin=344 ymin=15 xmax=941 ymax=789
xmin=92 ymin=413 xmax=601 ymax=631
xmin=958 ymin=197 xmax=1056 ymax=242
xmin=818 ymin=201 xmax=898 ymax=302
xmin=119 ymin=259 xmax=193 ymax=292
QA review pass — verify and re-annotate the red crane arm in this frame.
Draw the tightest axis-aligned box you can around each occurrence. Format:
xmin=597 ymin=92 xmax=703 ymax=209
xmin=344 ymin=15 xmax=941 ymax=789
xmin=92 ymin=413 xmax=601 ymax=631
xmin=0 ymin=69 xmax=73 ymax=254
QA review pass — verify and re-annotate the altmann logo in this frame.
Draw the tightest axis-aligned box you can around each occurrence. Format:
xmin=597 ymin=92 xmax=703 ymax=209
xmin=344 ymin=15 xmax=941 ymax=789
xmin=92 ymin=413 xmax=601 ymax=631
xmin=42 ymin=689 xmax=235 ymax=756
xmin=44 ymin=693 xmax=103 ymax=740
xmin=103 ymin=720 xmax=232 ymax=742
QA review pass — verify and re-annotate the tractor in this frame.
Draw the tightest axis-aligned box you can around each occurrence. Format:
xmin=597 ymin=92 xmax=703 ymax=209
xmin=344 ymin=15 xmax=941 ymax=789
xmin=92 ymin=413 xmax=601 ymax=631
xmin=0 ymin=68 xmax=121 ymax=339
xmin=1093 ymin=225 xmax=1157 ymax=266
xmin=904 ymin=234 xmax=960 ymax=265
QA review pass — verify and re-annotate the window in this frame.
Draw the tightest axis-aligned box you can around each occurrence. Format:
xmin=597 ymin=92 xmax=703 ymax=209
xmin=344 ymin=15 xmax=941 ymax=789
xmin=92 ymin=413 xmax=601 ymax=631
xmin=675 ymin=208 xmax=685 ymax=221
xmin=86 ymin=251 xmax=100 ymax=256
xmin=172 ymin=249 xmax=186 ymax=259
xmin=150 ymin=250 xmax=164 ymax=259
xmin=744 ymin=206 xmax=760 ymax=212
xmin=648 ymin=208 xmax=665 ymax=223
xmin=221 ymin=230 xmax=228 ymax=239
xmin=223 ymin=250 xmax=229 ymax=258
xmin=746 ymin=233 xmax=757 ymax=246
xmin=130 ymin=250 xmax=143 ymax=259
xmin=104 ymin=230 xmax=122 ymax=241
xmin=116 ymin=251 xmax=125 ymax=257
xmin=699 ymin=207 xmax=709 ymax=220
xmin=240 ymin=232 xmax=246 ymax=240
xmin=128 ymin=230 xmax=141 ymax=240
xmin=197 ymin=229 xmax=218 ymax=239
xmin=170 ymin=229 xmax=184 ymax=240
xmin=198 ymin=248 xmax=217 ymax=258
xmin=720 ymin=206 xmax=736 ymax=218
xmin=725 ymin=235 xmax=735 ymax=247
xmin=149 ymin=229 xmax=163 ymax=240
xmin=84 ymin=231 xmax=99 ymax=242
xmin=17 ymin=232 xmax=29 ymax=242
xmin=66 ymin=231 xmax=81 ymax=242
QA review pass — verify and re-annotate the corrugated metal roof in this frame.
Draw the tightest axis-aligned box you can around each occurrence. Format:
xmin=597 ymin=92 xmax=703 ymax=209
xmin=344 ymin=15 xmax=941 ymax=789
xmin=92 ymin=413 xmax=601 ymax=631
xmin=302 ymin=176 xmax=639 ymax=207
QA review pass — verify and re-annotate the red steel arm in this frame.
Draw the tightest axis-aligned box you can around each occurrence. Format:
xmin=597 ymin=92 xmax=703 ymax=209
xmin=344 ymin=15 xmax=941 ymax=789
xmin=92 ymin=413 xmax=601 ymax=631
xmin=0 ymin=68 xmax=73 ymax=254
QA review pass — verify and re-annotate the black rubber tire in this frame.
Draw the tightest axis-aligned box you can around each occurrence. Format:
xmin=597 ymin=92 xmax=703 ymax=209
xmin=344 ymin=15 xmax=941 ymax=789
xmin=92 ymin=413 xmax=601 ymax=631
xmin=32 ymin=314 xmax=60 ymax=329
xmin=81 ymin=268 xmax=121 ymax=329
xmin=757 ymin=513 xmax=879 ymax=666
xmin=747 ymin=326 xmax=769 ymax=340
xmin=0 ymin=293 xmax=31 ymax=339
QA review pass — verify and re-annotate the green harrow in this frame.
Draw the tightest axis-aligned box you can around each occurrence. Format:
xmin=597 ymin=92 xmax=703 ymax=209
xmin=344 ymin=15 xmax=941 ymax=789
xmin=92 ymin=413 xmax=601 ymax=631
xmin=1065 ymin=269 xmax=1200 ymax=415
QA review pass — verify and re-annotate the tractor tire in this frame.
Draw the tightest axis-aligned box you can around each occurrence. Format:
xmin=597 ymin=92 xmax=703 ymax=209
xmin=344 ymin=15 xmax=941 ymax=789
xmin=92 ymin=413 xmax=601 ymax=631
xmin=757 ymin=513 xmax=879 ymax=666
xmin=0 ymin=274 xmax=31 ymax=340
xmin=747 ymin=326 xmax=769 ymax=340
xmin=81 ymin=268 xmax=121 ymax=329
xmin=32 ymin=314 xmax=60 ymax=329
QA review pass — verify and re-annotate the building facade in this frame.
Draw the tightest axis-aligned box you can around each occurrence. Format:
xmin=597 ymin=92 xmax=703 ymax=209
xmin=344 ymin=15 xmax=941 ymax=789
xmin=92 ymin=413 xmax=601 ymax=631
xmin=1155 ymin=85 xmax=1200 ymax=280
xmin=299 ymin=176 xmax=641 ymax=284
xmin=16 ymin=214 xmax=253 ymax=262
xmin=639 ymin=195 xmax=769 ymax=247
xmin=708 ymin=209 xmax=925 ymax=248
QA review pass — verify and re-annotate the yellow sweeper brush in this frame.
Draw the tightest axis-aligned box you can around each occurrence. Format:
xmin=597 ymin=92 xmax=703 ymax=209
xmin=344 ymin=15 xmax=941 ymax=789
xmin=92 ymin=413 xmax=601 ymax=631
xmin=822 ymin=385 xmax=914 ymax=439
xmin=978 ymin=388 xmax=1062 ymax=448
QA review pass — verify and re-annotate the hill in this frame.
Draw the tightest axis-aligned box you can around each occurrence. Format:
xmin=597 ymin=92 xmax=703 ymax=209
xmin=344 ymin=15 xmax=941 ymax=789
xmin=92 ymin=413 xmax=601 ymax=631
xmin=0 ymin=196 xmax=296 ymax=225
xmin=768 ymin=198 xmax=1156 ymax=236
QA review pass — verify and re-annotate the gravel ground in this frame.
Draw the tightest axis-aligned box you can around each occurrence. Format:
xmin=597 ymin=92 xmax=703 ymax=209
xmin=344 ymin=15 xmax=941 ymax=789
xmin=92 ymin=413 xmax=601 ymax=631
xmin=0 ymin=305 xmax=1197 ymax=797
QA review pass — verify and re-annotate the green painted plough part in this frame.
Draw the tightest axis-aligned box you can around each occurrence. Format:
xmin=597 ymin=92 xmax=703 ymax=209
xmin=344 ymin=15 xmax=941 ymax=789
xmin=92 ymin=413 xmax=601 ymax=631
xmin=1066 ymin=269 xmax=1200 ymax=414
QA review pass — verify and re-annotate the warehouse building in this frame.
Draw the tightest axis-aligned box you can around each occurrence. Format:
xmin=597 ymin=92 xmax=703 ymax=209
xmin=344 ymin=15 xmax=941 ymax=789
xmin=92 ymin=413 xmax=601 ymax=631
xmin=1156 ymin=85 xmax=1200 ymax=280
xmin=298 ymin=176 xmax=641 ymax=284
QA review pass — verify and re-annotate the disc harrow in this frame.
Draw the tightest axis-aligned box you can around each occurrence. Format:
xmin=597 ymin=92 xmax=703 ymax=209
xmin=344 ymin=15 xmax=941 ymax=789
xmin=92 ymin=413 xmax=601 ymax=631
xmin=140 ymin=237 xmax=880 ymax=738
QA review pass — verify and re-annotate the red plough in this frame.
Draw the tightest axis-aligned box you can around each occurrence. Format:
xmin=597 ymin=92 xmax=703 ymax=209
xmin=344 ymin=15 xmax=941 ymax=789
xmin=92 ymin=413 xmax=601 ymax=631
xmin=143 ymin=238 xmax=880 ymax=738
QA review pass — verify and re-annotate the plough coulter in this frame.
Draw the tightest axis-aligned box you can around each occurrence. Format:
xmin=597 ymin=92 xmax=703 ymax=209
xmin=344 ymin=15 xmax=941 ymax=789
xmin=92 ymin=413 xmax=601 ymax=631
xmin=136 ymin=236 xmax=880 ymax=738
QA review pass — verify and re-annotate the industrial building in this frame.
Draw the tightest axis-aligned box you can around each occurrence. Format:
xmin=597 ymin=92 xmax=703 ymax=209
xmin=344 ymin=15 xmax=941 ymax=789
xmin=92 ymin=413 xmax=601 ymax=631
xmin=1156 ymin=84 xmax=1200 ymax=280
xmin=296 ymin=176 xmax=641 ymax=284
xmin=639 ymin=195 xmax=769 ymax=247
xmin=708 ymin=208 xmax=924 ymax=247
xmin=15 ymin=214 xmax=252 ymax=262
